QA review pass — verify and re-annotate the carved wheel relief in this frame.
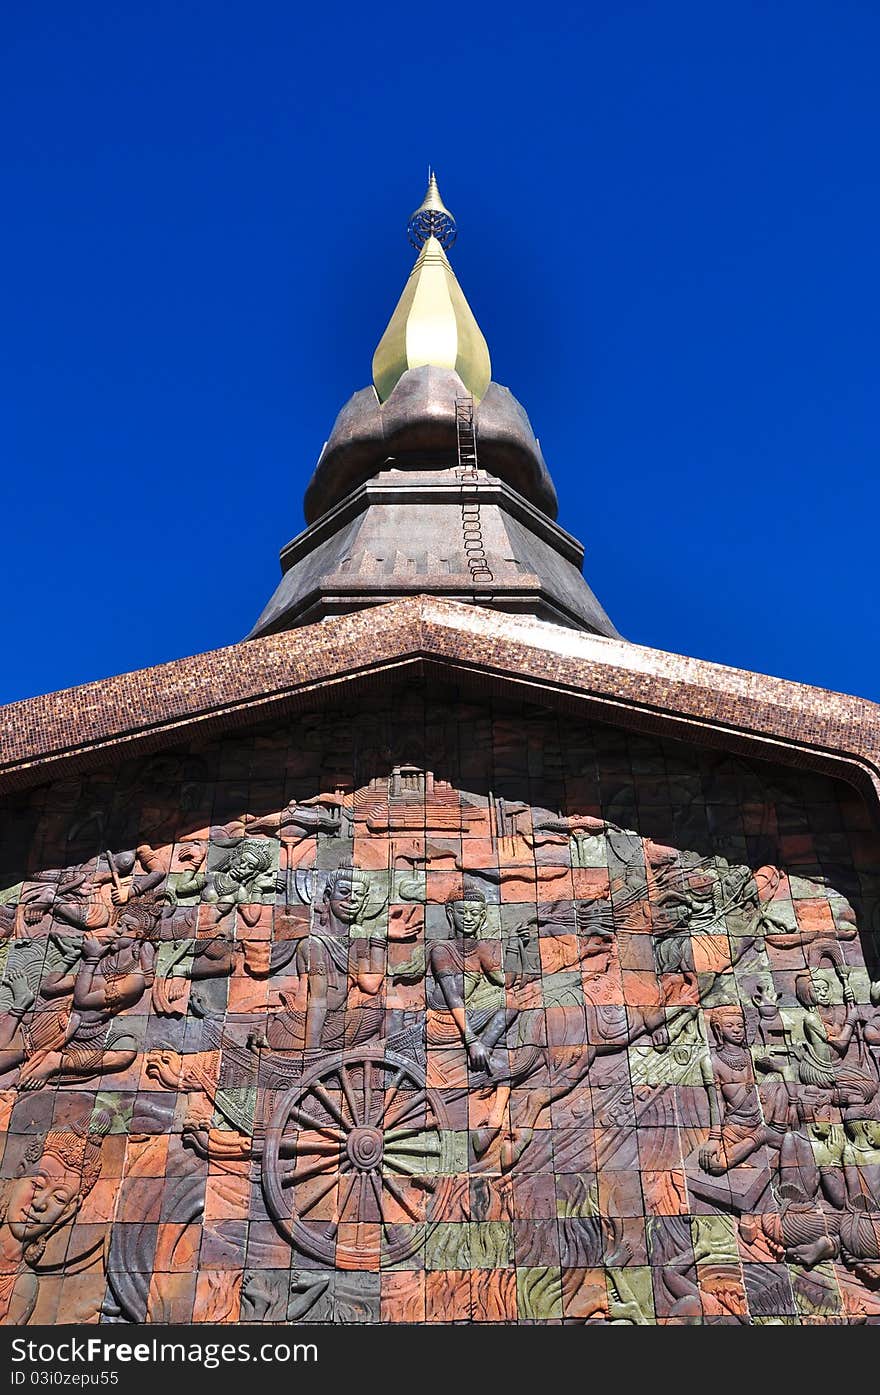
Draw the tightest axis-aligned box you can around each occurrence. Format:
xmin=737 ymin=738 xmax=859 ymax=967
xmin=262 ymin=1049 xmax=454 ymax=1267
xmin=1 ymin=696 xmax=879 ymax=1324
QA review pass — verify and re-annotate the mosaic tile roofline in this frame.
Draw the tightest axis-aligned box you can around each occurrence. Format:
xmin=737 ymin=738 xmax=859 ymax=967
xmin=1 ymin=597 xmax=878 ymax=806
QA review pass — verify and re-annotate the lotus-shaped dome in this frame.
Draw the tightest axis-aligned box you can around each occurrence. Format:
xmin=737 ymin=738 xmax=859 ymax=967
xmin=303 ymin=365 xmax=558 ymax=524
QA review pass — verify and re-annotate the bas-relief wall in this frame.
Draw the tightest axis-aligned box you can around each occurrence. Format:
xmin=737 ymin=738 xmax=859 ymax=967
xmin=1 ymin=690 xmax=880 ymax=1326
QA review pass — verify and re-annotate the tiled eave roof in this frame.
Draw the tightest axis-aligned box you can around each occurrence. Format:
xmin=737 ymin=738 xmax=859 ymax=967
xmin=1 ymin=598 xmax=878 ymax=813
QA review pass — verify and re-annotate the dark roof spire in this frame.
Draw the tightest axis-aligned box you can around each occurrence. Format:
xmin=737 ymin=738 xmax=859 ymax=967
xmin=248 ymin=177 xmax=620 ymax=642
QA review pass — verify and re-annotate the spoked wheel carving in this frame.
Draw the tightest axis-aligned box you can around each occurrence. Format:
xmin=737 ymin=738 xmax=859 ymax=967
xmin=262 ymin=1048 xmax=454 ymax=1267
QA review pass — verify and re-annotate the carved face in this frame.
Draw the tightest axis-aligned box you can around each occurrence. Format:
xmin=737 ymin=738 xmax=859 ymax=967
xmin=5 ymin=1154 xmax=81 ymax=1242
xmin=752 ymin=978 xmax=778 ymax=1007
xmin=810 ymin=971 xmax=832 ymax=1005
xmin=104 ymin=924 xmax=131 ymax=949
xmin=714 ymin=1010 xmax=746 ymax=1047
xmin=231 ymin=848 xmax=265 ymax=881
xmin=446 ymin=899 xmax=487 ymax=937
xmin=325 ymin=875 xmax=369 ymax=925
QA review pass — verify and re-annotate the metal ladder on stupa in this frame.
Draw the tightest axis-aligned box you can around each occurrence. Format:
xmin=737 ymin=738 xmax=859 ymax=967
xmin=455 ymin=396 xmax=493 ymax=585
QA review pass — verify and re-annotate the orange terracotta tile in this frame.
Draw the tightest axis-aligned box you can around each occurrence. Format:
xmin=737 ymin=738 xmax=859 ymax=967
xmin=381 ymin=1269 xmax=426 ymax=1322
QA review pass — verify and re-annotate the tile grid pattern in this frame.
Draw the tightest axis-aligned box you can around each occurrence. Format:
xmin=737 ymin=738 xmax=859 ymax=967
xmin=1 ymin=690 xmax=880 ymax=1324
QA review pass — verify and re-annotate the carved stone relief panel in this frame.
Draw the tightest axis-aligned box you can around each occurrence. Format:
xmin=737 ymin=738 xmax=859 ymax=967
xmin=1 ymin=690 xmax=879 ymax=1324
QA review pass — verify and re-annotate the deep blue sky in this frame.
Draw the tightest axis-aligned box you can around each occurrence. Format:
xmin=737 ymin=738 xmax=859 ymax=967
xmin=2 ymin=1 xmax=878 ymax=705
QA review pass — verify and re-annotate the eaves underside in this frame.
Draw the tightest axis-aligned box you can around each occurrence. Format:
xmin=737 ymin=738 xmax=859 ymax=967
xmin=0 ymin=598 xmax=878 ymax=813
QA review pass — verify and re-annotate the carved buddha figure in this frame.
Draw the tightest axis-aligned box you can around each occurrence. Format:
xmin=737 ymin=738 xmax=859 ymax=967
xmin=320 ymin=866 xmax=384 ymax=984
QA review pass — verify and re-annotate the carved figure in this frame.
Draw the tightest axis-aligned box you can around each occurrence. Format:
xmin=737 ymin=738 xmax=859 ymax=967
xmin=792 ymin=970 xmax=878 ymax=1117
xmin=175 ymin=840 xmax=276 ymax=920
xmin=1 ymin=708 xmax=880 ymax=1324
xmin=699 ymin=1007 xmax=780 ymax=1175
xmin=0 ymin=1116 xmax=108 ymax=1323
xmin=426 ymin=886 xmax=514 ymax=1074
xmin=16 ymin=896 xmax=163 ymax=1090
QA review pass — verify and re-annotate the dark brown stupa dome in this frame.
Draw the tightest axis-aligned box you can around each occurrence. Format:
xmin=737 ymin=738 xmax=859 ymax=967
xmin=303 ymin=366 xmax=559 ymax=525
xmin=249 ymin=176 xmax=619 ymax=642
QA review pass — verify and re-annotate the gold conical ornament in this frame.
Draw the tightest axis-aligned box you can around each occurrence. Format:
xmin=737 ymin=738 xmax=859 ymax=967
xmin=371 ymin=173 xmax=491 ymax=404
xmin=407 ymin=171 xmax=456 ymax=249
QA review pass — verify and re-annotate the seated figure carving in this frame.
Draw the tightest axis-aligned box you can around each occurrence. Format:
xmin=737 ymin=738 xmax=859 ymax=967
xmin=426 ymin=885 xmax=515 ymax=1074
xmin=792 ymin=969 xmax=878 ymax=1118
xmin=4 ymin=891 xmax=164 ymax=1090
xmin=698 ymin=1006 xmax=795 ymax=1176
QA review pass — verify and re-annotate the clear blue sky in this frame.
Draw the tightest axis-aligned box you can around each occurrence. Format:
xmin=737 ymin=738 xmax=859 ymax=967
xmin=2 ymin=1 xmax=878 ymax=704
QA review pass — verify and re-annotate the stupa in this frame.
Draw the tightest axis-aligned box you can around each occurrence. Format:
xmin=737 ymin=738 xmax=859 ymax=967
xmin=1 ymin=177 xmax=879 ymax=1327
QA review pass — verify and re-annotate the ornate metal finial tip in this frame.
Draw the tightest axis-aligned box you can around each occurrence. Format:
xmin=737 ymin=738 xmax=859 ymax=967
xmin=407 ymin=172 xmax=457 ymax=251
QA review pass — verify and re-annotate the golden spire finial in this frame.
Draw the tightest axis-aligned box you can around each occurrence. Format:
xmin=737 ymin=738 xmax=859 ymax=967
xmin=372 ymin=173 xmax=491 ymax=404
xmin=408 ymin=171 xmax=456 ymax=249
